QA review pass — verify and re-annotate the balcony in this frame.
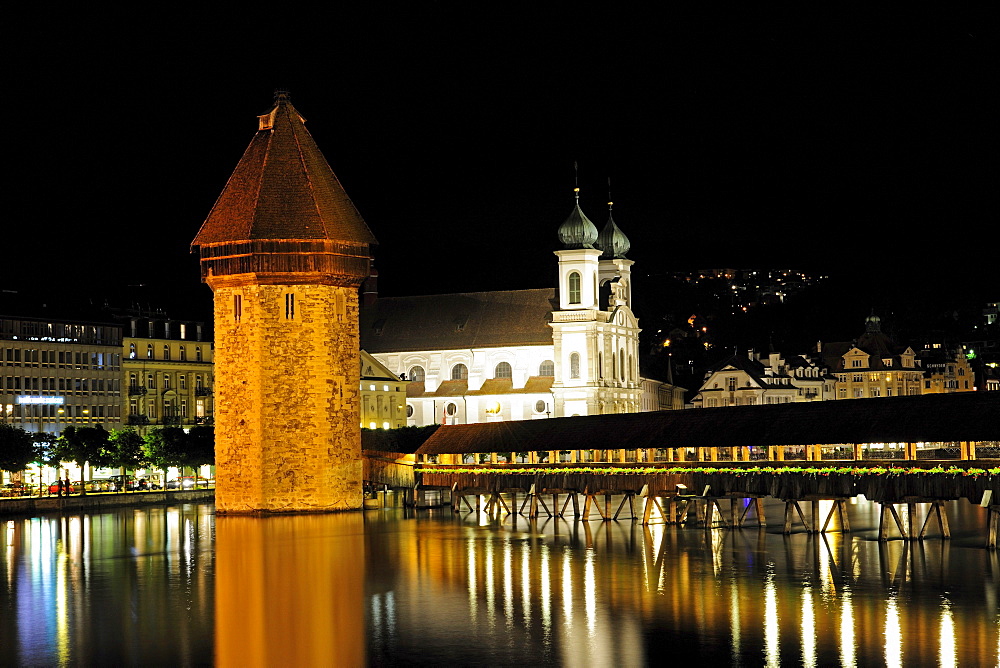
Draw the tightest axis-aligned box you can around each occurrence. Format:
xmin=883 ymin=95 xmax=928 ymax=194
xmin=128 ymin=384 xmax=148 ymax=396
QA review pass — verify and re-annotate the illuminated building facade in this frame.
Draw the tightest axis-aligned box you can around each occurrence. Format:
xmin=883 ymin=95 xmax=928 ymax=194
xmin=360 ymin=350 xmax=409 ymax=430
xmin=192 ymin=91 xmax=376 ymax=513
xmin=823 ymin=314 xmax=924 ymax=399
xmin=692 ymin=350 xmax=835 ymax=407
xmin=0 ymin=315 xmax=123 ymax=434
xmin=122 ymin=318 xmax=214 ymax=431
xmin=361 ymin=196 xmax=643 ymax=425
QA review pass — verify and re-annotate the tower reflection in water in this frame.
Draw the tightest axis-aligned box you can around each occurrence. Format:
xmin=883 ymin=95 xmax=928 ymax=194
xmin=215 ymin=514 xmax=365 ymax=666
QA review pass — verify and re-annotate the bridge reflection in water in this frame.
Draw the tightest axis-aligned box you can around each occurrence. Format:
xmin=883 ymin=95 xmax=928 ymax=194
xmin=2 ymin=502 xmax=998 ymax=664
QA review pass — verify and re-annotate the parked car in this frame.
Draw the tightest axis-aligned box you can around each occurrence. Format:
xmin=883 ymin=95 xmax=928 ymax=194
xmin=2 ymin=483 xmax=31 ymax=497
xmin=47 ymin=481 xmax=83 ymax=494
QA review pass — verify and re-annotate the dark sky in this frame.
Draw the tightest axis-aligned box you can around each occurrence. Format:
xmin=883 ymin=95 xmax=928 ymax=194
xmin=4 ymin=8 xmax=992 ymax=326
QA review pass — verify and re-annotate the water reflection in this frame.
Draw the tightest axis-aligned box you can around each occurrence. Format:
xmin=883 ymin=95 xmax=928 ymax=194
xmin=215 ymin=514 xmax=365 ymax=666
xmin=0 ymin=499 xmax=998 ymax=665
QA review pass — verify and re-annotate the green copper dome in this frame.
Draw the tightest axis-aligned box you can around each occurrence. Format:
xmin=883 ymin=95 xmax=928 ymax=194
xmin=596 ymin=211 xmax=630 ymax=259
xmin=557 ymin=202 xmax=599 ymax=249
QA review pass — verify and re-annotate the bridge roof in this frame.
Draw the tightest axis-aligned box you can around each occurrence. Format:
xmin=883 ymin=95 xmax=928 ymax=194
xmin=415 ymin=392 xmax=1000 ymax=455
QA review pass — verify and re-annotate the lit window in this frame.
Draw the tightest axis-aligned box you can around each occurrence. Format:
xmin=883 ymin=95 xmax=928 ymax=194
xmin=568 ymin=271 xmax=581 ymax=304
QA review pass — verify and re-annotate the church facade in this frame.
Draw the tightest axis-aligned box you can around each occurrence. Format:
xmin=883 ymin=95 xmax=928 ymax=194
xmin=360 ymin=193 xmax=642 ymax=426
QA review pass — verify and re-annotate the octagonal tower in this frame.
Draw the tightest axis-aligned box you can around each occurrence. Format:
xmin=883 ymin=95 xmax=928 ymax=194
xmin=192 ymin=91 xmax=376 ymax=513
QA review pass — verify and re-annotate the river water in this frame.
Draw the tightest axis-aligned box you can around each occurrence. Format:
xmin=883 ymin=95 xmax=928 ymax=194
xmin=1 ymin=497 xmax=998 ymax=666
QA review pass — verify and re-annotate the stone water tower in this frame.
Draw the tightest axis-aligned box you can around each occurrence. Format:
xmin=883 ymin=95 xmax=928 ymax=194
xmin=191 ymin=91 xmax=376 ymax=513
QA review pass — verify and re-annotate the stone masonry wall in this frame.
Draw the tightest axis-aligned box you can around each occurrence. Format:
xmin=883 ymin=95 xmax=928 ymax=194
xmin=214 ymin=282 xmax=362 ymax=513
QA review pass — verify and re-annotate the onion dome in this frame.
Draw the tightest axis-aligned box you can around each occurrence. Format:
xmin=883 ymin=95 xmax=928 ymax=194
xmin=557 ymin=188 xmax=599 ymax=249
xmin=596 ymin=204 xmax=630 ymax=259
xmin=865 ymin=311 xmax=881 ymax=333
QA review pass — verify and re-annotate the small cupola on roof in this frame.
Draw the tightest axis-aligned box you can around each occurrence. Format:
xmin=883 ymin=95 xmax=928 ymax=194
xmin=557 ymin=187 xmax=599 ymax=249
xmin=596 ymin=201 xmax=630 ymax=259
xmin=191 ymin=90 xmax=377 ymax=287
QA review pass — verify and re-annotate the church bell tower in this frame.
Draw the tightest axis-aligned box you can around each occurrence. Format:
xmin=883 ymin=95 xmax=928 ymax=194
xmin=191 ymin=91 xmax=377 ymax=513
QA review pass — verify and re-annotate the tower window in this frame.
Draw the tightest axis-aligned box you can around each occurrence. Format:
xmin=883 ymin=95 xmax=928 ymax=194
xmin=570 ymin=352 xmax=581 ymax=379
xmin=451 ymin=364 xmax=468 ymax=380
xmin=568 ymin=272 xmax=581 ymax=304
xmin=233 ymin=294 xmax=242 ymax=322
xmin=495 ymin=362 xmax=512 ymax=379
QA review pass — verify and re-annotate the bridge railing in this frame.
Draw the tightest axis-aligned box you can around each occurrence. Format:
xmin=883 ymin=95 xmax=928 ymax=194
xmin=421 ymin=441 xmax=999 ymax=466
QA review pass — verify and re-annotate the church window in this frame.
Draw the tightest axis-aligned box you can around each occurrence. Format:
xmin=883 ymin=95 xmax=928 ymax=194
xmin=568 ymin=272 xmax=581 ymax=304
xmin=285 ymin=293 xmax=295 ymax=319
xmin=598 ymin=353 xmax=603 ymax=379
xmin=409 ymin=366 xmax=425 ymax=382
xmin=538 ymin=360 xmax=554 ymax=376
xmin=406 ymin=404 xmax=413 ymax=418
xmin=629 ymin=354 xmax=635 ymax=381
xmin=233 ymin=294 xmax=242 ymax=322
xmin=451 ymin=364 xmax=468 ymax=380
xmin=535 ymin=400 xmax=547 ymax=413
xmin=619 ymin=349 xmax=625 ymax=381
xmin=570 ymin=352 xmax=580 ymax=379
xmin=446 ymin=402 xmax=457 ymax=416
xmin=495 ymin=362 xmax=512 ymax=379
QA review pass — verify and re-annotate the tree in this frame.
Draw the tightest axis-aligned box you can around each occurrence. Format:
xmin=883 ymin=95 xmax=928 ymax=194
xmin=0 ymin=424 xmax=35 ymax=474
xmin=142 ymin=427 xmax=189 ymax=471
xmin=186 ymin=426 xmax=215 ymax=469
xmin=108 ymin=428 xmax=148 ymax=486
xmin=55 ymin=425 xmax=113 ymax=493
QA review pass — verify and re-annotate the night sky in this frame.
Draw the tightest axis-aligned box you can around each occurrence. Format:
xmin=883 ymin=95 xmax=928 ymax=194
xmin=4 ymin=8 xmax=991 ymax=334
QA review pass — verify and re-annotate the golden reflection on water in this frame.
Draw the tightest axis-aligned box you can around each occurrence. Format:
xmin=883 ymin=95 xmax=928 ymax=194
xmin=214 ymin=514 xmax=365 ymax=668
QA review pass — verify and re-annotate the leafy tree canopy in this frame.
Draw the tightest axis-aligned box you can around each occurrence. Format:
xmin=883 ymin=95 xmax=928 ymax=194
xmin=54 ymin=425 xmax=113 ymax=470
xmin=0 ymin=424 xmax=36 ymax=473
xmin=108 ymin=428 xmax=147 ymax=470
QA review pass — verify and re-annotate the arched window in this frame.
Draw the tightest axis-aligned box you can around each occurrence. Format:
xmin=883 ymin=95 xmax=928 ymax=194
xmin=598 ymin=352 xmax=603 ymax=379
xmin=495 ymin=361 xmax=512 ymax=379
xmin=568 ymin=271 xmax=581 ymax=304
xmin=620 ymin=349 xmax=626 ymax=381
xmin=196 ymin=347 xmax=203 ymax=362
xmin=146 ymin=344 xmax=153 ymax=359
xmin=570 ymin=352 xmax=580 ymax=379
xmin=538 ymin=360 xmax=554 ymax=377
xmin=409 ymin=366 xmax=425 ymax=382
xmin=451 ymin=363 xmax=468 ymax=380
xmin=129 ymin=343 xmax=136 ymax=359
xmin=629 ymin=353 xmax=635 ymax=381
xmin=163 ymin=345 xmax=170 ymax=361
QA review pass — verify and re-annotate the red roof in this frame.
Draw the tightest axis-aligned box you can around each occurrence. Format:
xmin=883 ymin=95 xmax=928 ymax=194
xmin=192 ymin=92 xmax=376 ymax=248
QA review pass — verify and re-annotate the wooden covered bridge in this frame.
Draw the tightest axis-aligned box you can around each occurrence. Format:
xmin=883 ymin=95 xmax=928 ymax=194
xmin=363 ymin=392 xmax=1000 ymax=545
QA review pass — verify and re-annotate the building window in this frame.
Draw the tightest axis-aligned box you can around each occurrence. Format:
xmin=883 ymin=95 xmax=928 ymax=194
xmin=570 ymin=352 xmax=580 ymax=379
xmin=568 ymin=271 xmax=581 ymax=304
xmin=163 ymin=345 xmax=170 ymax=361
xmin=409 ymin=366 xmax=425 ymax=382
xmin=285 ymin=293 xmax=295 ymax=319
xmin=180 ymin=375 xmax=187 ymax=390
xmin=146 ymin=344 xmax=154 ymax=359
xmin=163 ymin=375 xmax=171 ymax=390
xmin=619 ymin=349 xmax=626 ymax=381
xmin=196 ymin=347 xmax=203 ymax=362
xmin=728 ymin=377 xmax=736 ymax=392
xmin=129 ymin=343 xmax=136 ymax=359
xmin=539 ymin=360 xmax=554 ymax=377
xmin=495 ymin=362 xmax=512 ymax=379
xmin=451 ymin=364 xmax=468 ymax=380
xmin=535 ymin=400 xmax=547 ymax=413
xmin=233 ymin=294 xmax=242 ymax=322
xmin=406 ymin=404 xmax=413 ymax=418
xmin=446 ymin=403 xmax=457 ymax=416
xmin=179 ymin=346 xmax=186 ymax=361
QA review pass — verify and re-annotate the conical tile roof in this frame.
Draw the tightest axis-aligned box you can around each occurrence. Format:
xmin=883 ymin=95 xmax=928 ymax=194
xmin=192 ymin=91 xmax=376 ymax=248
